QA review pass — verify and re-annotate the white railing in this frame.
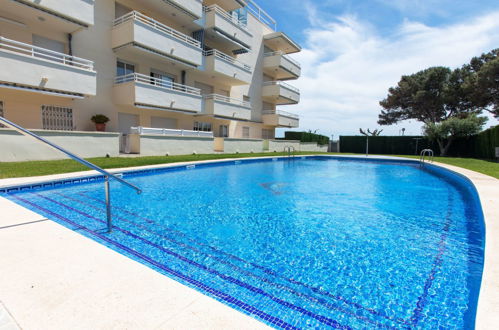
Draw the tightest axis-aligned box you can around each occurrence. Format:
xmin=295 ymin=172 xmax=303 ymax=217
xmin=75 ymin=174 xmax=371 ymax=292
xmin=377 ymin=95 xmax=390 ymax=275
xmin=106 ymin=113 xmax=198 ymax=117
xmin=264 ymin=51 xmax=301 ymax=68
xmin=246 ymin=0 xmax=276 ymax=30
xmin=130 ymin=126 xmax=213 ymax=137
xmin=204 ymin=49 xmax=251 ymax=71
xmin=0 ymin=36 xmax=94 ymax=71
xmin=262 ymin=110 xmax=299 ymax=119
xmin=204 ymin=94 xmax=251 ymax=108
xmin=263 ymin=81 xmax=300 ymax=94
xmin=204 ymin=5 xmax=249 ymax=31
xmin=115 ymin=73 xmax=201 ymax=96
xmin=113 ymin=11 xmax=202 ymax=48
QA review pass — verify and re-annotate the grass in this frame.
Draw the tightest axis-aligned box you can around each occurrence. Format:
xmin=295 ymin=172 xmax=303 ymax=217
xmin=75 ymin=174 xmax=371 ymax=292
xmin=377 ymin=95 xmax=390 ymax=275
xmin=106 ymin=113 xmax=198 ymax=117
xmin=0 ymin=152 xmax=329 ymax=179
xmin=0 ymin=152 xmax=497 ymax=179
xmin=391 ymin=155 xmax=499 ymax=179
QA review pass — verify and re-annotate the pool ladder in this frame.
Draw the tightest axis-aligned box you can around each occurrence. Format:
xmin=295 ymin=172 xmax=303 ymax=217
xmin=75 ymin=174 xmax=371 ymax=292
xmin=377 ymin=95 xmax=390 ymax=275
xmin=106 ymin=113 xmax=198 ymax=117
xmin=419 ymin=149 xmax=434 ymax=167
xmin=284 ymin=146 xmax=295 ymax=158
xmin=0 ymin=116 xmax=142 ymax=233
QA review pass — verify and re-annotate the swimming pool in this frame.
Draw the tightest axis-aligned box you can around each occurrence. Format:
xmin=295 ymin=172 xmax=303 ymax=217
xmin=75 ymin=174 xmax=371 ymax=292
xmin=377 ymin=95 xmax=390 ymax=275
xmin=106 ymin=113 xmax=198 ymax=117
xmin=2 ymin=156 xmax=485 ymax=329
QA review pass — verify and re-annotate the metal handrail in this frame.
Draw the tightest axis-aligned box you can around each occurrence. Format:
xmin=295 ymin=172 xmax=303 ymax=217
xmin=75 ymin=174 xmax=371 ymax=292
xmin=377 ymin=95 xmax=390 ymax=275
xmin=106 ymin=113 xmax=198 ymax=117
xmin=263 ymin=51 xmax=301 ymax=68
xmin=263 ymin=81 xmax=300 ymax=94
xmin=0 ymin=116 xmax=141 ymax=233
xmin=420 ymin=149 xmax=434 ymax=166
xmin=113 ymin=11 xmax=202 ymax=48
xmin=115 ymin=73 xmax=202 ymax=96
xmin=0 ymin=36 xmax=94 ymax=71
xmin=203 ymin=94 xmax=251 ymax=108
xmin=262 ymin=110 xmax=299 ymax=119
xmin=204 ymin=49 xmax=252 ymax=72
xmin=284 ymin=146 xmax=295 ymax=158
xmin=246 ymin=0 xmax=276 ymax=30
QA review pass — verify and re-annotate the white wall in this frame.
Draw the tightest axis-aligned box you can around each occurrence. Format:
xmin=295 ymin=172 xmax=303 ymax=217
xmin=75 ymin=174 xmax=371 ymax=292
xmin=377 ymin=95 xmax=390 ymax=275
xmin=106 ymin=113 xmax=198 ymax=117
xmin=268 ymin=139 xmax=300 ymax=152
xmin=129 ymin=134 xmax=214 ymax=155
xmin=223 ymin=138 xmax=263 ymax=153
xmin=0 ymin=129 xmax=120 ymax=161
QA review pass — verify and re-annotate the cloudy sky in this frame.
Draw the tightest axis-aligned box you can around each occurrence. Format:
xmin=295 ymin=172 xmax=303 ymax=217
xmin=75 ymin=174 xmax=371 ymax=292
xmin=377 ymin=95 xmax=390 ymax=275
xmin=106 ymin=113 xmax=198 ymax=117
xmin=265 ymin=0 xmax=499 ymax=137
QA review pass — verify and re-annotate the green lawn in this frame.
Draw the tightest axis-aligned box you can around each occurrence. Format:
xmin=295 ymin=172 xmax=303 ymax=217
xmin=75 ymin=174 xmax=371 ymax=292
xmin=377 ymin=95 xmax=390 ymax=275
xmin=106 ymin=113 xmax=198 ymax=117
xmin=0 ymin=152 xmax=497 ymax=179
xmin=391 ymin=155 xmax=499 ymax=179
xmin=0 ymin=152 xmax=329 ymax=179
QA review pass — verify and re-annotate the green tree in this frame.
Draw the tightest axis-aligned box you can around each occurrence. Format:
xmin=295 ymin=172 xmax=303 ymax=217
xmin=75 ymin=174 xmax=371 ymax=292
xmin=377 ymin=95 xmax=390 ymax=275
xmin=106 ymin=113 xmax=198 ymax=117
xmin=463 ymin=49 xmax=499 ymax=118
xmin=378 ymin=67 xmax=479 ymax=126
xmin=423 ymin=114 xmax=487 ymax=156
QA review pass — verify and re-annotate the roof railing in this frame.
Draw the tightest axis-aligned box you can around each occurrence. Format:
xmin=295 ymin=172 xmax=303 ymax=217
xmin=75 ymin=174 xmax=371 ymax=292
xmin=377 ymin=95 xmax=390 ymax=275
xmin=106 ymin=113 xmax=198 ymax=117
xmin=263 ymin=51 xmax=301 ymax=68
xmin=0 ymin=36 xmax=94 ymax=71
xmin=203 ymin=94 xmax=251 ymax=108
xmin=204 ymin=49 xmax=252 ymax=72
xmin=113 ymin=11 xmax=202 ymax=48
xmin=115 ymin=73 xmax=201 ymax=96
xmin=0 ymin=116 xmax=141 ymax=233
xmin=263 ymin=81 xmax=300 ymax=94
xmin=245 ymin=0 xmax=276 ymax=30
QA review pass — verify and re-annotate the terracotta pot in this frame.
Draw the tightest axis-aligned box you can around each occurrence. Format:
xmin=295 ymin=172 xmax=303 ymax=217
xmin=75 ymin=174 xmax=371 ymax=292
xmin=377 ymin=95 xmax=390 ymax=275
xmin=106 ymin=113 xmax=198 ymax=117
xmin=95 ymin=123 xmax=106 ymax=132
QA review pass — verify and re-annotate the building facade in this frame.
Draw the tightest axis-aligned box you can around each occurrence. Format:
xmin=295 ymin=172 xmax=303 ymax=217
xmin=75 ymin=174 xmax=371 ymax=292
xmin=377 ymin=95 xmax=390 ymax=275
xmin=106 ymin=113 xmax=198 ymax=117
xmin=0 ymin=0 xmax=301 ymax=151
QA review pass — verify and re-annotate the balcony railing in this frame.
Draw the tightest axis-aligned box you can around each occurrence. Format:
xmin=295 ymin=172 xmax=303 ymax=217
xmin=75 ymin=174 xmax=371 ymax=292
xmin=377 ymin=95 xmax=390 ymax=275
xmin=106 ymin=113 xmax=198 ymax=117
xmin=246 ymin=0 xmax=276 ymax=30
xmin=263 ymin=51 xmax=301 ymax=68
xmin=130 ymin=126 xmax=213 ymax=137
xmin=113 ymin=11 xmax=201 ymax=48
xmin=262 ymin=110 xmax=299 ymax=119
xmin=115 ymin=73 xmax=201 ymax=96
xmin=204 ymin=5 xmax=248 ymax=31
xmin=263 ymin=81 xmax=300 ymax=93
xmin=0 ymin=36 xmax=94 ymax=71
xmin=203 ymin=94 xmax=251 ymax=108
xmin=204 ymin=49 xmax=251 ymax=72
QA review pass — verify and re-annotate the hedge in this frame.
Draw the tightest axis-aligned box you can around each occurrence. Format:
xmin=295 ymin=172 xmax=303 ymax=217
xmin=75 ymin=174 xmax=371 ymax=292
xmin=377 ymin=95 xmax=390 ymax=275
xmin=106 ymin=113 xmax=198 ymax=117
xmin=282 ymin=131 xmax=330 ymax=145
xmin=339 ymin=125 xmax=499 ymax=159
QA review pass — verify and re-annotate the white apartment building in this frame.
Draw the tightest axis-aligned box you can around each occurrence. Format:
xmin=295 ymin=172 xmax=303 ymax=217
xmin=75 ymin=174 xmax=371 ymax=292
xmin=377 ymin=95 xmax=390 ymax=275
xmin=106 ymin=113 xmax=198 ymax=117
xmin=0 ymin=0 xmax=302 ymax=157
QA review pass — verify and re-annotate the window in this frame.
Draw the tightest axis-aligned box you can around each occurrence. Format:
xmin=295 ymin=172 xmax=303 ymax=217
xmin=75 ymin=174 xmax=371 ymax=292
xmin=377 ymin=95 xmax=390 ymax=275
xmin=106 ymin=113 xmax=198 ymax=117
xmin=193 ymin=121 xmax=212 ymax=132
xmin=262 ymin=129 xmax=273 ymax=139
xmin=219 ymin=125 xmax=228 ymax=137
xmin=243 ymin=95 xmax=250 ymax=102
xmin=117 ymin=60 xmax=135 ymax=77
xmin=242 ymin=126 xmax=250 ymax=138
xmin=150 ymin=70 xmax=174 ymax=88
xmin=41 ymin=105 xmax=73 ymax=130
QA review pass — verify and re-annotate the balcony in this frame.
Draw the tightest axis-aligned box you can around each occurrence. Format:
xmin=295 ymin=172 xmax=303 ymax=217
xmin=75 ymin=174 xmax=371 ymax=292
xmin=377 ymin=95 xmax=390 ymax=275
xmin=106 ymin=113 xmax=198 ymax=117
xmin=204 ymin=5 xmax=253 ymax=51
xmin=0 ymin=37 xmax=96 ymax=97
xmin=112 ymin=11 xmax=203 ymax=68
xmin=263 ymin=51 xmax=301 ymax=80
xmin=113 ymin=73 xmax=202 ymax=113
xmin=203 ymin=0 xmax=247 ymax=11
xmin=262 ymin=110 xmax=299 ymax=128
xmin=130 ymin=126 xmax=213 ymax=137
xmin=204 ymin=50 xmax=252 ymax=85
xmin=131 ymin=0 xmax=203 ymax=28
xmin=2 ymin=0 xmax=94 ymax=30
xmin=262 ymin=81 xmax=300 ymax=105
xmin=203 ymin=94 xmax=251 ymax=120
xmin=264 ymin=32 xmax=301 ymax=54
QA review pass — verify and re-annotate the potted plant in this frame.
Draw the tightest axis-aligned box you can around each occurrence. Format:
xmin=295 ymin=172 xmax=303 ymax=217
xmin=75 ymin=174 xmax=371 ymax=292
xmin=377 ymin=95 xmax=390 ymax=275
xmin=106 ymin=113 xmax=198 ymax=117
xmin=91 ymin=114 xmax=110 ymax=132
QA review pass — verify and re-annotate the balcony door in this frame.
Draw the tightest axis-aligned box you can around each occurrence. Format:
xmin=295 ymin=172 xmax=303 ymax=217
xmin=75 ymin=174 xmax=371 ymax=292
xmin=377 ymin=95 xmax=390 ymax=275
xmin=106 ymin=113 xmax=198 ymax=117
xmin=32 ymin=35 xmax=65 ymax=62
xmin=116 ymin=60 xmax=135 ymax=79
xmin=150 ymin=70 xmax=174 ymax=88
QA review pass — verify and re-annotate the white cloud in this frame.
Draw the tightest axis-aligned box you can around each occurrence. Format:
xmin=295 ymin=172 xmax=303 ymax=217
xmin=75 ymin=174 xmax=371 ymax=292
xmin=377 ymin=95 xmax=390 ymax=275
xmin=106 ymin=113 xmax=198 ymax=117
xmin=277 ymin=9 xmax=499 ymax=138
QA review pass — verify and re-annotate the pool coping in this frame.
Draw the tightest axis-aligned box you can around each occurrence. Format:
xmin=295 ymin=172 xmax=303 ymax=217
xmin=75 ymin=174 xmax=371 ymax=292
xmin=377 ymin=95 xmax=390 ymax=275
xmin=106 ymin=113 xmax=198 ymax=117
xmin=0 ymin=154 xmax=497 ymax=329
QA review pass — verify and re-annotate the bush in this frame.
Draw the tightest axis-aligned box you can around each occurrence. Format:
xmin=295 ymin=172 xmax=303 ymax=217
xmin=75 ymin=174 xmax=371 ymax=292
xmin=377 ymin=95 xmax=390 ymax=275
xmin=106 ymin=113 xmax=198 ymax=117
xmin=283 ymin=131 xmax=330 ymax=145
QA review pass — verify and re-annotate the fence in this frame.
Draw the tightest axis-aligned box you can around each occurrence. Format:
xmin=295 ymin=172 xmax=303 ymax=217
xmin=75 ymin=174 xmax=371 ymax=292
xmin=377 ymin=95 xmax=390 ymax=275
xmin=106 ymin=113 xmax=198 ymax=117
xmin=339 ymin=126 xmax=499 ymax=159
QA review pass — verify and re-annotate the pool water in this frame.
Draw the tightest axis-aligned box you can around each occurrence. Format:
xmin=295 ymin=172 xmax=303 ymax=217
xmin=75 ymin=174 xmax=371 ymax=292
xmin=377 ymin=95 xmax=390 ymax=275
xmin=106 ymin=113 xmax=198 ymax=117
xmin=4 ymin=157 xmax=485 ymax=329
